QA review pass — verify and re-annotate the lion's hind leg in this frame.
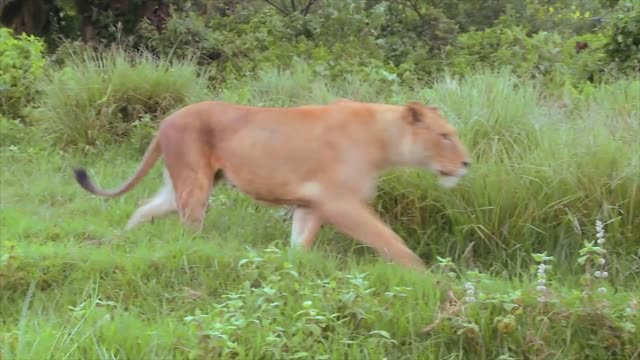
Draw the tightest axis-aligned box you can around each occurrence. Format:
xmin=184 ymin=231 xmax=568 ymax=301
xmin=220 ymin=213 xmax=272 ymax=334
xmin=165 ymin=162 xmax=217 ymax=232
xmin=125 ymin=168 xmax=177 ymax=230
xmin=174 ymin=172 xmax=214 ymax=232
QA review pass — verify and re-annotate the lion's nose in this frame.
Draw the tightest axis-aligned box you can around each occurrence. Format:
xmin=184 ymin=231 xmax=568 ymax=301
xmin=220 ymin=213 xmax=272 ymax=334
xmin=462 ymin=161 xmax=470 ymax=167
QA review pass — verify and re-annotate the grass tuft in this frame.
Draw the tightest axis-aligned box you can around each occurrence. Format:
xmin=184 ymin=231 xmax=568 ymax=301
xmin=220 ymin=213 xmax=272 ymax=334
xmin=29 ymin=46 xmax=211 ymax=149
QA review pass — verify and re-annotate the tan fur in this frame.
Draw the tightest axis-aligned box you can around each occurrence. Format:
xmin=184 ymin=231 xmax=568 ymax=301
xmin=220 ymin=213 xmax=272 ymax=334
xmin=74 ymin=99 xmax=470 ymax=270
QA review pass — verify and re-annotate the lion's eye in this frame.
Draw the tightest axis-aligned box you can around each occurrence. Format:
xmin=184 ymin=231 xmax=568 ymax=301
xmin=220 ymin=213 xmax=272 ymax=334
xmin=440 ymin=133 xmax=450 ymax=141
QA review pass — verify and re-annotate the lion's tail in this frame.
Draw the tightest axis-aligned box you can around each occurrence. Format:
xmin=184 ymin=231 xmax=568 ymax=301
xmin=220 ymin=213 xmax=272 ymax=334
xmin=74 ymin=136 xmax=162 ymax=198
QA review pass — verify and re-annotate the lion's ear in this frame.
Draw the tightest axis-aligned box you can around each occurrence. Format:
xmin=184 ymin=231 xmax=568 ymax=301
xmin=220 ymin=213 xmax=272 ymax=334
xmin=404 ymin=101 xmax=425 ymax=125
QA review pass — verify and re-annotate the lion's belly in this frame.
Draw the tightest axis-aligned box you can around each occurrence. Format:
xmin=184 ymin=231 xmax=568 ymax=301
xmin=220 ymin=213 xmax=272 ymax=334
xmin=222 ymin=169 xmax=309 ymax=206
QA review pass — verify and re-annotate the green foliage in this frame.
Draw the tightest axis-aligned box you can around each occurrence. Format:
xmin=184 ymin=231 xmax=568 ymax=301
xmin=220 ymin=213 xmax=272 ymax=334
xmin=605 ymin=1 xmax=640 ymax=72
xmin=30 ymin=47 xmax=210 ymax=149
xmin=0 ymin=28 xmax=46 ymax=119
xmin=136 ymin=2 xmax=395 ymax=85
xmin=445 ymin=24 xmax=615 ymax=87
xmin=11 ymin=0 xmax=625 ymax=91
xmin=495 ymin=0 xmax=607 ymax=36
xmin=137 ymin=6 xmax=299 ymax=81
xmin=0 ymin=114 xmax=25 ymax=147
xmin=374 ymin=1 xmax=459 ymax=77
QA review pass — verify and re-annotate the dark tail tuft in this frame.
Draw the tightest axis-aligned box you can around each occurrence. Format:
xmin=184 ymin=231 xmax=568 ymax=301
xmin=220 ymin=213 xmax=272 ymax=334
xmin=74 ymin=167 xmax=93 ymax=192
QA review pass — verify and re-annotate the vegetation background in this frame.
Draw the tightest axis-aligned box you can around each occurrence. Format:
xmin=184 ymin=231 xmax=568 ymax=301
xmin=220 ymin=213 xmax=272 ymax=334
xmin=1 ymin=0 xmax=639 ymax=359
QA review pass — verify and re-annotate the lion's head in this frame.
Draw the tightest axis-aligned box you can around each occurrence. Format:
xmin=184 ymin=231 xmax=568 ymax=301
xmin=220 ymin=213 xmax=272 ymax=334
xmin=401 ymin=102 xmax=470 ymax=188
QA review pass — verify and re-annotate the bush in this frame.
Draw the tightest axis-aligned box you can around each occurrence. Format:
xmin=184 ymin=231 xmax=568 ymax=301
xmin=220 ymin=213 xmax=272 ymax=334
xmin=0 ymin=114 xmax=24 ymax=146
xmin=446 ymin=26 xmax=565 ymax=79
xmin=495 ymin=0 xmax=609 ymax=36
xmin=136 ymin=3 xmax=394 ymax=86
xmin=30 ymin=46 xmax=211 ymax=149
xmin=604 ymin=1 xmax=640 ymax=73
xmin=445 ymin=24 xmax=616 ymax=87
xmin=0 ymin=28 xmax=46 ymax=119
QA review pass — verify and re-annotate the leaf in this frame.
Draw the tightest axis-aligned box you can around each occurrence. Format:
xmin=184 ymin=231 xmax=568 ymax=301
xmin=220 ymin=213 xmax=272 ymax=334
xmin=368 ymin=330 xmax=392 ymax=339
xmin=532 ymin=253 xmax=546 ymax=262
xmin=577 ymin=255 xmax=588 ymax=265
xmin=290 ymin=352 xmax=310 ymax=358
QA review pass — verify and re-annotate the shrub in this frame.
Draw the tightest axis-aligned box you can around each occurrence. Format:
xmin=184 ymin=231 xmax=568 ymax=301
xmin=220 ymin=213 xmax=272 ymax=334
xmin=30 ymin=46 xmax=210 ymax=149
xmin=0 ymin=28 xmax=46 ymax=119
xmin=136 ymin=6 xmax=310 ymax=85
xmin=136 ymin=3 xmax=393 ymax=86
xmin=557 ymin=32 xmax=610 ymax=86
xmin=446 ymin=24 xmax=617 ymax=87
xmin=604 ymin=1 xmax=640 ymax=73
xmin=0 ymin=114 xmax=23 ymax=146
xmin=446 ymin=26 xmax=565 ymax=79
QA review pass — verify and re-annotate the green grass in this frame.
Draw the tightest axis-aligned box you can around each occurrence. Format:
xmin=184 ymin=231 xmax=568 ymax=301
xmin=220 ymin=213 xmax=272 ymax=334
xmin=0 ymin=147 xmax=639 ymax=359
xmin=1 ymin=63 xmax=639 ymax=358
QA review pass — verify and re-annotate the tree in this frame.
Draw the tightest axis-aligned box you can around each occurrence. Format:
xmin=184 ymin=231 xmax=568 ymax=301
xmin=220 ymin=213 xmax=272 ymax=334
xmin=0 ymin=0 xmax=60 ymax=36
xmin=262 ymin=0 xmax=320 ymax=16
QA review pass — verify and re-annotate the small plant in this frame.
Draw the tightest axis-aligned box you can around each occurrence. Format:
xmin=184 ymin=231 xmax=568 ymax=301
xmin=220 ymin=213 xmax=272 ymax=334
xmin=462 ymin=281 xmax=477 ymax=304
xmin=434 ymin=256 xmax=458 ymax=279
xmin=532 ymin=252 xmax=555 ymax=304
xmin=578 ymin=219 xmax=610 ymax=302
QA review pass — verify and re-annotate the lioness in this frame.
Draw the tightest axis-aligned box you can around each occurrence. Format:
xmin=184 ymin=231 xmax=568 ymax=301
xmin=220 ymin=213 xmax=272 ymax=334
xmin=74 ymin=99 xmax=470 ymax=270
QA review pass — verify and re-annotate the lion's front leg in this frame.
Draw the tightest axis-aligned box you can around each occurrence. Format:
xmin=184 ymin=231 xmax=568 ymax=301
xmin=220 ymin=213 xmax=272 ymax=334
xmin=316 ymin=198 xmax=425 ymax=271
xmin=290 ymin=207 xmax=323 ymax=249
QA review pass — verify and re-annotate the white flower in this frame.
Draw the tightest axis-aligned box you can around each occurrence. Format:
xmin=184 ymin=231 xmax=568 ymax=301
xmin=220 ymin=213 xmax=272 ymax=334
xmin=466 ymin=289 xmax=475 ymax=296
xmin=537 ymin=279 xmax=546 ymax=285
xmin=597 ymin=238 xmax=605 ymax=245
xmin=602 ymin=271 xmax=609 ymax=278
xmin=463 ymin=296 xmax=476 ymax=303
xmin=538 ymin=264 xmax=546 ymax=271
xmin=597 ymin=287 xmax=607 ymax=293
xmin=463 ymin=282 xmax=473 ymax=290
xmin=594 ymin=271 xmax=602 ymax=278
xmin=536 ymin=285 xmax=547 ymax=292
xmin=538 ymin=296 xmax=546 ymax=303
xmin=598 ymin=258 xmax=606 ymax=265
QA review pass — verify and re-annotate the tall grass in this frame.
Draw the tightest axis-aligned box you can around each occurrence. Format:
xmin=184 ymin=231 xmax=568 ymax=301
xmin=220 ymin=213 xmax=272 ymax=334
xmin=30 ymin=47 xmax=211 ymax=148
xmin=374 ymin=71 xmax=640 ymax=277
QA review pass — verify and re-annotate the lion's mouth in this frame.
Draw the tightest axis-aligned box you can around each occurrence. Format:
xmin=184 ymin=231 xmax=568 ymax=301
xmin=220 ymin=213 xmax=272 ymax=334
xmin=438 ymin=170 xmax=454 ymax=177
